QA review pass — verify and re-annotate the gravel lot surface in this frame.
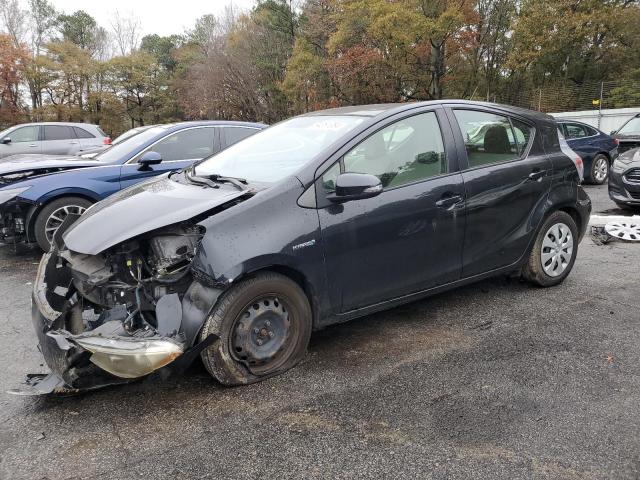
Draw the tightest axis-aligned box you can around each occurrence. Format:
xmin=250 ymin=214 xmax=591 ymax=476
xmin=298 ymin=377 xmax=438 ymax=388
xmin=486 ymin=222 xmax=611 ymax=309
xmin=0 ymin=184 xmax=638 ymax=479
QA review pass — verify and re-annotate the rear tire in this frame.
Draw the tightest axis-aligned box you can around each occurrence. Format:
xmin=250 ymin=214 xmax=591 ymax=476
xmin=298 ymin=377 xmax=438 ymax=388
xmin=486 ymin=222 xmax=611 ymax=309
xmin=589 ymin=154 xmax=609 ymax=185
xmin=522 ymin=211 xmax=578 ymax=287
xmin=199 ymin=272 xmax=312 ymax=386
xmin=33 ymin=197 xmax=92 ymax=251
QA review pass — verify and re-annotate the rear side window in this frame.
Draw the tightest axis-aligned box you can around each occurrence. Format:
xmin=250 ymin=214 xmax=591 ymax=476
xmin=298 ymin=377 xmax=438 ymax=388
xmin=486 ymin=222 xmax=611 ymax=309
xmin=586 ymin=125 xmax=599 ymax=136
xmin=73 ymin=127 xmax=95 ymax=138
xmin=8 ymin=125 xmax=39 ymax=143
xmin=564 ymin=123 xmax=588 ymax=139
xmin=224 ymin=127 xmax=258 ymax=147
xmin=453 ymin=110 xmax=521 ymax=168
xmin=342 ymin=111 xmax=446 ymax=189
xmin=146 ymin=127 xmax=215 ymax=162
xmin=512 ymin=119 xmax=533 ymax=156
xmin=44 ymin=125 xmax=75 ymax=141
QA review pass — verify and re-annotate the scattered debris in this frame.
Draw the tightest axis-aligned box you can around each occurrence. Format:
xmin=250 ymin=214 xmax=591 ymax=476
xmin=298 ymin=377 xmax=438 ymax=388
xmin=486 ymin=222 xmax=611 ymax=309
xmin=36 ymin=432 xmax=45 ymax=441
xmin=590 ymin=226 xmax=612 ymax=245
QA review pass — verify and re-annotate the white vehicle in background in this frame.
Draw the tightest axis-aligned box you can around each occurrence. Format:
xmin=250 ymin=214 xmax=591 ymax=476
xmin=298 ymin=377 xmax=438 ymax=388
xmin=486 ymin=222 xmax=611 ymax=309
xmin=78 ymin=125 xmax=157 ymax=159
xmin=0 ymin=122 xmax=110 ymax=158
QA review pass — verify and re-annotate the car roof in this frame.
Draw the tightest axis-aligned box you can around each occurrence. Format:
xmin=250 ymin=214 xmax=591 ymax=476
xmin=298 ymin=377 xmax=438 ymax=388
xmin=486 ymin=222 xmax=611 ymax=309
xmin=151 ymin=120 xmax=267 ymax=132
xmin=302 ymin=100 xmax=556 ymax=123
xmin=10 ymin=122 xmax=101 ymax=127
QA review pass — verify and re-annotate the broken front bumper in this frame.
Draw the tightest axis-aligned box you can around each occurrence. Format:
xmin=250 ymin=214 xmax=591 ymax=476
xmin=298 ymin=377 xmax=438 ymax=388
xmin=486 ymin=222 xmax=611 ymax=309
xmin=9 ymin=251 xmax=221 ymax=395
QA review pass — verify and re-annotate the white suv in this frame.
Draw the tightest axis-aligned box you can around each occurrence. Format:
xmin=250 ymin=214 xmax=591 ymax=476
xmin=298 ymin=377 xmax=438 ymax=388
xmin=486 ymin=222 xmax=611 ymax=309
xmin=0 ymin=122 xmax=110 ymax=158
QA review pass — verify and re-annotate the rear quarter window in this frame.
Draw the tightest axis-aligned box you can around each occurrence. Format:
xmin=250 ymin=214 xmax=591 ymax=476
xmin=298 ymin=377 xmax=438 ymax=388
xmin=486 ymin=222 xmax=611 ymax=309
xmin=73 ymin=127 xmax=95 ymax=139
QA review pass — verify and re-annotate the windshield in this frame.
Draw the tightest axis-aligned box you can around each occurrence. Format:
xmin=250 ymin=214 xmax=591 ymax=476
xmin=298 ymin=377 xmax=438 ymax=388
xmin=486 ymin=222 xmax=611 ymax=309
xmin=112 ymin=126 xmax=151 ymax=145
xmin=0 ymin=125 xmax=18 ymax=138
xmin=195 ymin=116 xmax=365 ymax=183
xmin=618 ymin=116 xmax=640 ymax=136
xmin=93 ymin=126 xmax=169 ymax=163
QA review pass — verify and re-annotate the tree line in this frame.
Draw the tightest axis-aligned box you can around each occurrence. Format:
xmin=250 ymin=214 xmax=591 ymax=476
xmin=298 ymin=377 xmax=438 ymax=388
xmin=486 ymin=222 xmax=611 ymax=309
xmin=0 ymin=0 xmax=639 ymax=135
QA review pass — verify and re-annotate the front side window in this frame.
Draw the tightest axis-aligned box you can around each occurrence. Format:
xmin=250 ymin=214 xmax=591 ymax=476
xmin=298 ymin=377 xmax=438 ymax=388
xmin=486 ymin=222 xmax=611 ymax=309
xmin=454 ymin=110 xmax=522 ymax=168
xmin=8 ymin=125 xmax=39 ymax=143
xmin=146 ymin=127 xmax=215 ymax=162
xmin=342 ymin=112 xmax=446 ymax=189
xmin=44 ymin=125 xmax=75 ymax=141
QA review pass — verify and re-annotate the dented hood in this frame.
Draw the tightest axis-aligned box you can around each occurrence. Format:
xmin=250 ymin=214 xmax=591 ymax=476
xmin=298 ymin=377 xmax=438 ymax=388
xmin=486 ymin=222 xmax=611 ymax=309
xmin=63 ymin=174 xmax=250 ymax=255
xmin=0 ymin=154 xmax=100 ymax=176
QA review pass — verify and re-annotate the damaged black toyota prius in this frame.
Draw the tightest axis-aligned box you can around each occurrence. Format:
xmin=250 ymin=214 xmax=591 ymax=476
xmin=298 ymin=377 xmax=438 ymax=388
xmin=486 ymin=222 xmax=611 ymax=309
xmin=15 ymin=101 xmax=591 ymax=394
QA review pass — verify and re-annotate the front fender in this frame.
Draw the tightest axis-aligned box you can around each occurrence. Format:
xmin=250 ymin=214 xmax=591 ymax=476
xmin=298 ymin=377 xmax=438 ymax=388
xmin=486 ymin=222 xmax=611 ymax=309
xmin=192 ymin=177 xmax=330 ymax=325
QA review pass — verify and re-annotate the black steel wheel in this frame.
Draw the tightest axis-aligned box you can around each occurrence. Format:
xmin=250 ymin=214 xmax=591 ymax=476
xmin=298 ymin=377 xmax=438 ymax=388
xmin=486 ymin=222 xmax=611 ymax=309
xmin=199 ymin=272 xmax=312 ymax=386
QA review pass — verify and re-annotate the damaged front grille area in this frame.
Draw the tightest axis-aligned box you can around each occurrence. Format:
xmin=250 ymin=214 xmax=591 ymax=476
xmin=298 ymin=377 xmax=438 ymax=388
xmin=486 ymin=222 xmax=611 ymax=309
xmin=27 ymin=222 xmax=210 ymax=392
xmin=0 ymin=201 xmax=29 ymax=243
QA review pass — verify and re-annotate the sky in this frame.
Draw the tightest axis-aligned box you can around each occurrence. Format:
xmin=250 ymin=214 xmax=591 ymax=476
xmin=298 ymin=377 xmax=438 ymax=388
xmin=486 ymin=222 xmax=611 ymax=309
xmin=48 ymin=0 xmax=257 ymax=37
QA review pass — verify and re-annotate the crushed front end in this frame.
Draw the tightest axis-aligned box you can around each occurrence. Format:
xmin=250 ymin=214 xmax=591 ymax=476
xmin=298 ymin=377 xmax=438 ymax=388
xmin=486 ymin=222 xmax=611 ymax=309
xmin=12 ymin=222 xmax=222 ymax=395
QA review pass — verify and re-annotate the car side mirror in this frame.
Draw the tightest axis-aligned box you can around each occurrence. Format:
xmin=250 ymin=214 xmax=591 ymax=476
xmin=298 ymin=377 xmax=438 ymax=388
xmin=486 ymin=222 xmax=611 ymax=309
xmin=1 ymin=137 xmax=11 ymax=144
xmin=328 ymin=173 xmax=382 ymax=203
xmin=137 ymin=151 xmax=162 ymax=170
xmin=416 ymin=151 xmax=440 ymax=164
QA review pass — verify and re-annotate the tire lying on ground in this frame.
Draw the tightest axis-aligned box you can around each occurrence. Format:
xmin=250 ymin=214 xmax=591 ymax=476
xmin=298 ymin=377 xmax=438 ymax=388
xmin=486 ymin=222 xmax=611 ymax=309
xmin=199 ymin=272 xmax=312 ymax=386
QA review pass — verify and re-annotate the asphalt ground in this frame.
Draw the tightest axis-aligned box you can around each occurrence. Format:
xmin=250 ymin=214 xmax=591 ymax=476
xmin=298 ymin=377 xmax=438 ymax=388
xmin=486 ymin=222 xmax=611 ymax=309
xmin=0 ymin=184 xmax=638 ymax=479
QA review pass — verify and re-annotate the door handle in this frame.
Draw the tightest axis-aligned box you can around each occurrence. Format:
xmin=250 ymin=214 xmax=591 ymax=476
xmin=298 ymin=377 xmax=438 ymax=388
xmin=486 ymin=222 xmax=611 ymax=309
xmin=528 ymin=170 xmax=546 ymax=181
xmin=69 ymin=141 xmax=78 ymax=145
xmin=435 ymin=194 xmax=463 ymax=209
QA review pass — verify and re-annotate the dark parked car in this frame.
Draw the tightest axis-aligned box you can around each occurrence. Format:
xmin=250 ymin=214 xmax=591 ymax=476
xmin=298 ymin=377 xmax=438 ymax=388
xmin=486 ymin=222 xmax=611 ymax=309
xmin=17 ymin=101 xmax=591 ymax=395
xmin=0 ymin=121 xmax=264 ymax=250
xmin=556 ymin=119 xmax=618 ymax=184
xmin=612 ymin=113 xmax=640 ymax=154
xmin=609 ymin=146 xmax=640 ymax=209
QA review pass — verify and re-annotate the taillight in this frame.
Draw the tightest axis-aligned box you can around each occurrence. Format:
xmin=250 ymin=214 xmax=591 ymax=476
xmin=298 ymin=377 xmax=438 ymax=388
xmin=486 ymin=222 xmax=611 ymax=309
xmin=573 ymin=155 xmax=584 ymax=181
xmin=614 ymin=138 xmax=620 ymax=146
xmin=103 ymin=137 xmax=112 ymax=145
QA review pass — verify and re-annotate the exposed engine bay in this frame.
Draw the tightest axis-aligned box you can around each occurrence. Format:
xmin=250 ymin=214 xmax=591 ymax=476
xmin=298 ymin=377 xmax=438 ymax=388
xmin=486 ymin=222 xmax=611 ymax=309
xmin=18 ymin=222 xmax=222 ymax=395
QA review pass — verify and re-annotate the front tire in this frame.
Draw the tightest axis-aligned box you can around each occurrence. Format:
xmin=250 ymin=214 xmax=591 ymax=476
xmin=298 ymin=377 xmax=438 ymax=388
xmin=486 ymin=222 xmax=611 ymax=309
xmin=33 ymin=196 xmax=93 ymax=251
xmin=522 ymin=211 xmax=578 ymax=287
xmin=589 ymin=154 xmax=609 ymax=185
xmin=199 ymin=272 xmax=312 ymax=386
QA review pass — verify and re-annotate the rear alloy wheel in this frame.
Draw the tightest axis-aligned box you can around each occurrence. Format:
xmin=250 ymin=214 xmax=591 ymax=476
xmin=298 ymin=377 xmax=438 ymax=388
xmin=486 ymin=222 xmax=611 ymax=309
xmin=34 ymin=197 xmax=92 ymax=251
xmin=199 ymin=272 xmax=312 ymax=386
xmin=523 ymin=211 xmax=578 ymax=287
xmin=590 ymin=154 xmax=609 ymax=185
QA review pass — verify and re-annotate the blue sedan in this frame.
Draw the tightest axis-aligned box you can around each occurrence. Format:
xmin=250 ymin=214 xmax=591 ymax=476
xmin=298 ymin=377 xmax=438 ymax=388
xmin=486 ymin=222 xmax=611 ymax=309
xmin=0 ymin=121 xmax=265 ymax=250
xmin=557 ymin=119 xmax=619 ymax=185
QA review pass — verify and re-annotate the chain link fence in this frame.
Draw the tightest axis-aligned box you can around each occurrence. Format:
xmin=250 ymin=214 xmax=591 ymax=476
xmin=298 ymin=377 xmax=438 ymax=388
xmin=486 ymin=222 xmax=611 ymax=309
xmin=468 ymin=78 xmax=640 ymax=114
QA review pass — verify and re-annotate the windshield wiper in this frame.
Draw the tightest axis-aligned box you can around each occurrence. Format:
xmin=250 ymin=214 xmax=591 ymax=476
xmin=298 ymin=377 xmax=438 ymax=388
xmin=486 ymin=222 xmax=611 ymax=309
xmin=185 ymin=167 xmax=248 ymax=191
xmin=201 ymin=172 xmax=248 ymax=191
